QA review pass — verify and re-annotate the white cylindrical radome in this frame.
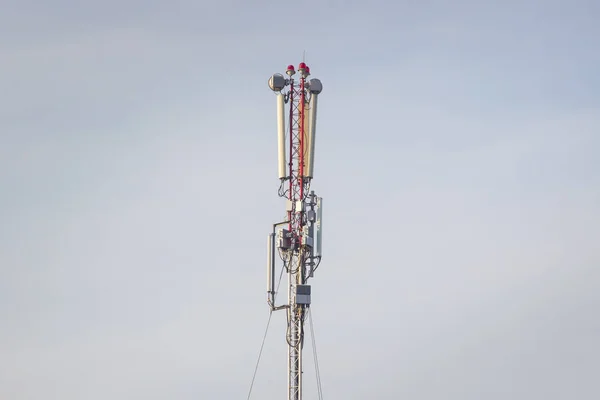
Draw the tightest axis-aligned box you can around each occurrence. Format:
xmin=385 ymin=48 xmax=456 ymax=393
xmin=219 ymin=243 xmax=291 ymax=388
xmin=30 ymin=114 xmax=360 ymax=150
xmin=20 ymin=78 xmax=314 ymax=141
xmin=267 ymin=233 xmax=274 ymax=296
xmin=302 ymin=99 xmax=311 ymax=177
xmin=276 ymin=93 xmax=287 ymax=180
xmin=304 ymin=94 xmax=318 ymax=178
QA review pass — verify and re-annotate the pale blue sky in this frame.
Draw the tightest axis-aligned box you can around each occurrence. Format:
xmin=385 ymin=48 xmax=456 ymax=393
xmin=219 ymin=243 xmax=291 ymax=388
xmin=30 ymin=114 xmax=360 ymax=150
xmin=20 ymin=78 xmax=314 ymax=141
xmin=1 ymin=1 xmax=599 ymax=399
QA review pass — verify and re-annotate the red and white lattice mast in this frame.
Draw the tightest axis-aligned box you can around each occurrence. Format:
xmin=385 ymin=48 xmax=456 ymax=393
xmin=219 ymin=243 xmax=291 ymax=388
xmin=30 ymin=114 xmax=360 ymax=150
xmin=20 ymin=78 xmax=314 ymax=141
xmin=267 ymin=63 xmax=324 ymax=400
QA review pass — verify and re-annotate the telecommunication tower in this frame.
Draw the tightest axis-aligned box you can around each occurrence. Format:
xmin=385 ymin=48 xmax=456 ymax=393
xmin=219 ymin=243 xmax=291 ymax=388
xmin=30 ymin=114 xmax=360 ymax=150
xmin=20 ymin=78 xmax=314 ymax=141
xmin=266 ymin=63 xmax=324 ymax=400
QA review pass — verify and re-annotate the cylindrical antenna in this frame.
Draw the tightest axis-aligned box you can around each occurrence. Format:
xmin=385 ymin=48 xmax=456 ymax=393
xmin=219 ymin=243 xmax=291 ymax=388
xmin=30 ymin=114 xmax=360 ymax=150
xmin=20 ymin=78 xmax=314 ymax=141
xmin=304 ymin=95 xmax=317 ymax=178
xmin=267 ymin=233 xmax=274 ymax=303
xmin=276 ymin=93 xmax=287 ymax=179
xmin=269 ymin=73 xmax=288 ymax=180
xmin=303 ymin=98 xmax=311 ymax=176
xmin=305 ymin=79 xmax=322 ymax=178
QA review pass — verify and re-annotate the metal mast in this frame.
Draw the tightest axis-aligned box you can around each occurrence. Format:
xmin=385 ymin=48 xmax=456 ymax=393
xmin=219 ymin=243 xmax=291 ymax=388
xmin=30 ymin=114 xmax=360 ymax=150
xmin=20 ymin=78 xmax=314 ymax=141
xmin=267 ymin=63 xmax=323 ymax=400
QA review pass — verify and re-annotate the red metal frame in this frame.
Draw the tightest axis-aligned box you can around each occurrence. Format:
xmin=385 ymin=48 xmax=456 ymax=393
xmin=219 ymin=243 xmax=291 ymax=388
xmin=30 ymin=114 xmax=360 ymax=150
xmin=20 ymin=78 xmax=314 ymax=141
xmin=286 ymin=68 xmax=308 ymax=247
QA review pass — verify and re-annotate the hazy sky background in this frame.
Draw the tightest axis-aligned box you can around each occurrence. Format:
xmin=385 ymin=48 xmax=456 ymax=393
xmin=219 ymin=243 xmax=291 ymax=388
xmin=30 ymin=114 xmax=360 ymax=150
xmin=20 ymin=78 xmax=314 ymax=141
xmin=1 ymin=1 xmax=599 ymax=399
